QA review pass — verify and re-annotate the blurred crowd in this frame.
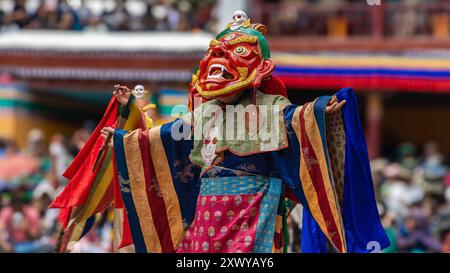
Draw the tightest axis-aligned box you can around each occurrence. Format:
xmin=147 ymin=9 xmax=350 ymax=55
xmin=2 ymin=0 xmax=449 ymax=38
xmin=1 ymin=123 xmax=449 ymax=252
xmin=0 ymin=0 xmax=449 ymax=255
xmin=287 ymin=141 xmax=450 ymax=253
xmin=262 ymin=0 xmax=450 ymax=37
xmin=0 ymin=125 xmax=117 ymax=253
xmin=371 ymin=142 xmax=450 ymax=253
xmin=0 ymin=0 xmax=218 ymax=33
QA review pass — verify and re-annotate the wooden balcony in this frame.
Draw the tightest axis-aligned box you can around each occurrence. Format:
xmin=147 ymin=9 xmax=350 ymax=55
xmin=252 ymin=0 xmax=450 ymax=52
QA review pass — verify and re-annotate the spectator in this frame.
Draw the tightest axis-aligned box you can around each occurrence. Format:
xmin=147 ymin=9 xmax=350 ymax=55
xmin=395 ymin=142 xmax=418 ymax=171
xmin=0 ymin=138 xmax=8 ymax=158
xmin=0 ymin=123 xmax=116 ymax=252
xmin=397 ymin=207 xmax=442 ymax=253
xmin=68 ymin=128 xmax=89 ymax=157
xmin=381 ymin=163 xmax=423 ymax=217
xmin=190 ymin=1 xmax=215 ymax=32
xmin=0 ymin=193 xmax=42 ymax=253
xmin=142 ymin=2 xmax=157 ymax=31
xmin=3 ymin=0 xmax=30 ymax=30
xmin=25 ymin=129 xmax=52 ymax=186
xmin=77 ymin=0 xmax=93 ymax=28
xmin=176 ymin=0 xmax=192 ymax=31
xmin=27 ymin=0 xmax=50 ymax=29
xmin=102 ymin=0 xmax=131 ymax=31
xmin=0 ymin=8 xmax=5 ymax=29
xmin=414 ymin=142 xmax=447 ymax=199
xmin=49 ymin=134 xmax=71 ymax=183
xmin=71 ymin=228 xmax=108 ymax=253
xmin=276 ymin=0 xmax=301 ymax=35
xmin=392 ymin=0 xmax=419 ymax=37
xmin=32 ymin=185 xmax=59 ymax=252
xmin=431 ymin=201 xmax=450 ymax=252
xmin=287 ymin=204 xmax=302 ymax=253
xmin=151 ymin=1 xmax=175 ymax=31
xmin=441 ymin=229 xmax=450 ymax=253
xmin=1 ymin=0 xmax=218 ymax=33
xmin=57 ymin=0 xmax=82 ymax=30
xmin=380 ymin=202 xmax=398 ymax=253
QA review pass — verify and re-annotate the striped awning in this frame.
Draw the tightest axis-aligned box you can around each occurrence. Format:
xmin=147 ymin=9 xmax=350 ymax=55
xmin=0 ymin=66 xmax=192 ymax=82
xmin=273 ymin=52 xmax=450 ymax=93
xmin=0 ymin=30 xmax=212 ymax=53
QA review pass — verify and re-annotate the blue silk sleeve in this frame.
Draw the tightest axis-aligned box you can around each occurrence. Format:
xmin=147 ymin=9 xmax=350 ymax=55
xmin=272 ymin=88 xmax=390 ymax=253
xmin=335 ymin=88 xmax=390 ymax=252
xmin=159 ymin=118 xmax=201 ymax=226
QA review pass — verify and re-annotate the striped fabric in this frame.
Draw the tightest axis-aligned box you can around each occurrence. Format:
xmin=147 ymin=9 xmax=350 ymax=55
xmin=66 ymin=100 xmax=143 ymax=226
xmin=274 ymin=52 xmax=450 ymax=92
xmin=50 ymin=96 xmax=145 ymax=252
xmin=58 ymin=214 xmax=99 ymax=252
xmin=50 ymin=97 xmax=120 ymax=242
xmin=284 ymin=88 xmax=390 ymax=253
xmin=113 ymin=127 xmax=187 ymax=253
xmin=53 ymin=88 xmax=388 ymax=253
xmin=290 ymin=98 xmax=346 ymax=253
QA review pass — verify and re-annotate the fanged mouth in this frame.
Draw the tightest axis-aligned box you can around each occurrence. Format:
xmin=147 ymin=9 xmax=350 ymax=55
xmin=207 ymin=64 xmax=234 ymax=80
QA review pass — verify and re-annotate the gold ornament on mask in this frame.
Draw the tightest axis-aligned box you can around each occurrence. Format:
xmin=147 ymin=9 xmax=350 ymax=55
xmin=236 ymin=67 xmax=248 ymax=80
xmin=228 ymin=35 xmax=258 ymax=46
xmin=209 ymin=39 xmax=220 ymax=47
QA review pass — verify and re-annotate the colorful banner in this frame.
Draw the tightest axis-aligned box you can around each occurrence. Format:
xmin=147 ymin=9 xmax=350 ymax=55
xmin=274 ymin=53 xmax=450 ymax=93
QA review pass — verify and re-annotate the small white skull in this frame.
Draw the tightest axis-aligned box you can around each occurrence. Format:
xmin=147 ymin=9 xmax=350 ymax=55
xmin=227 ymin=210 xmax=235 ymax=221
xmin=227 ymin=239 xmax=233 ymax=250
xmin=244 ymin=236 xmax=252 ymax=247
xmin=234 ymin=195 xmax=242 ymax=206
xmin=239 ymin=209 xmax=246 ymax=218
xmin=241 ymin=221 xmax=249 ymax=232
xmin=230 ymin=10 xmax=248 ymax=30
xmin=222 ymin=196 xmax=229 ymax=205
xmin=204 ymin=210 xmax=210 ymax=221
xmin=214 ymin=211 xmax=222 ymax=222
xmin=214 ymin=241 xmax=222 ymax=252
xmin=208 ymin=226 xmax=215 ymax=237
xmin=250 ymin=207 xmax=257 ymax=217
xmin=194 ymin=241 xmax=199 ymax=251
xmin=132 ymin=84 xmax=146 ymax=98
xmin=220 ymin=226 xmax=227 ymax=234
xmin=210 ymin=195 xmax=217 ymax=203
xmin=202 ymin=241 xmax=209 ymax=252
xmin=201 ymin=126 xmax=220 ymax=166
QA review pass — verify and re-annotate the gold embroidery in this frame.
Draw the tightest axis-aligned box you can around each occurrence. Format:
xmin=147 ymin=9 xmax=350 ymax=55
xmin=118 ymin=174 xmax=130 ymax=185
xmin=228 ymin=35 xmax=258 ymax=46
xmin=124 ymin=130 xmax=162 ymax=252
xmin=209 ymin=39 xmax=220 ymax=47
xmin=242 ymin=19 xmax=251 ymax=28
xmin=148 ymin=176 xmax=163 ymax=197
xmin=118 ymin=174 xmax=131 ymax=193
xmin=149 ymin=126 xmax=185 ymax=249
xmin=236 ymin=67 xmax=248 ymax=80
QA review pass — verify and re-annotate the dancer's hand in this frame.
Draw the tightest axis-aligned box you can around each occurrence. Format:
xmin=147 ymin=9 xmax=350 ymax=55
xmin=113 ymin=84 xmax=131 ymax=106
xmin=101 ymin=127 xmax=115 ymax=137
xmin=326 ymin=96 xmax=346 ymax=114
xmin=100 ymin=127 xmax=115 ymax=147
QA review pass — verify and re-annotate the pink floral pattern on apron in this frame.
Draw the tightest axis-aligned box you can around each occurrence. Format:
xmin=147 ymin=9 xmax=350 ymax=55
xmin=177 ymin=192 xmax=263 ymax=253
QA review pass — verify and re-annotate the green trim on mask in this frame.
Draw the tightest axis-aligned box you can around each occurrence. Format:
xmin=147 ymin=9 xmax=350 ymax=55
xmin=216 ymin=27 xmax=271 ymax=60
